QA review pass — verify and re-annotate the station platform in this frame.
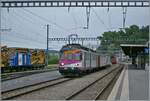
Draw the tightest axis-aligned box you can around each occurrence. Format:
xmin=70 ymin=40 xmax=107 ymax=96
xmin=108 ymin=63 xmax=149 ymax=100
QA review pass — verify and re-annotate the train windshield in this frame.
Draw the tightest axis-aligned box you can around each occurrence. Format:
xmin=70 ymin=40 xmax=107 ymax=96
xmin=60 ymin=50 xmax=82 ymax=60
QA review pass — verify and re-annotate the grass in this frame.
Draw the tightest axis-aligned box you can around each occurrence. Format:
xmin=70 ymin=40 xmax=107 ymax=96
xmin=47 ymin=64 xmax=58 ymax=69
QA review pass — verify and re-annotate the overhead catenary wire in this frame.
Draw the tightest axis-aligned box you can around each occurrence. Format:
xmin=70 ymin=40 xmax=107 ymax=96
xmin=91 ymin=8 xmax=109 ymax=31
xmin=1 ymin=11 xmax=46 ymax=47
xmin=9 ymin=10 xmax=46 ymax=41
xmin=1 ymin=34 xmax=45 ymax=48
xmin=107 ymin=7 xmax=112 ymax=31
xmin=16 ymin=9 xmax=44 ymax=27
xmin=2 ymin=31 xmax=45 ymax=45
xmin=1 ymin=36 xmax=45 ymax=46
xmin=22 ymin=8 xmax=69 ymax=32
xmin=1 ymin=38 xmax=45 ymax=46
xmin=12 ymin=31 xmax=45 ymax=44
xmin=1 ymin=39 xmax=44 ymax=48
xmin=2 ymin=9 xmax=62 ymax=49
xmin=2 ymin=7 xmax=112 ymax=49
xmin=1 ymin=9 xmax=11 ymax=30
xmin=22 ymin=8 xmax=88 ymax=33
xmin=69 ymin=9 xmax=78 ymax=33
xmin=11 ymin=10 xmax=45 ymax=38
xmin=67 ymin=8 xmax=87 ymax=32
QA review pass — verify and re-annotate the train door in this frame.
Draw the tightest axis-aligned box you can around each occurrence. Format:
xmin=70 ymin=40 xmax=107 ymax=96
xmin=18 ymin=53 xmax=23 ymax=65
xmin=85 ymin=52 xmax=90 ymax=69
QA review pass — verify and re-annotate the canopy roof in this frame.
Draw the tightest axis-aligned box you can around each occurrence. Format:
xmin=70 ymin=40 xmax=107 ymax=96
xmin=120 ymin=43 xmax=149 ymax=57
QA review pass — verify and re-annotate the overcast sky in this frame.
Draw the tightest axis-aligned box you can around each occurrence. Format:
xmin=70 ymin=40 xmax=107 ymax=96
xmin=1 ymin=7 xmax=149 ymax=50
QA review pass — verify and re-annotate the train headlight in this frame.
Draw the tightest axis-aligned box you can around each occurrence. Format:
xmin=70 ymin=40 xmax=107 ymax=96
xmin=75 ymin=64 xmax=79 ymax=66
xmin=61 ymin=63 xmax=64 ymax=66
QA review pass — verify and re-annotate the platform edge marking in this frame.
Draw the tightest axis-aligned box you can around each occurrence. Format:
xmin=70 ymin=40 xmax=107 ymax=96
xmin=107 ymin=65 xmax=126 ymax=100
xmin=120 ymin=65 xmax=129 ymax=100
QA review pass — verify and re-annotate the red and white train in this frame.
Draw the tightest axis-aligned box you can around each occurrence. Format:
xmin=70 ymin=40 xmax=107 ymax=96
xmin=59 ymin=44 xmax=113 ymax=76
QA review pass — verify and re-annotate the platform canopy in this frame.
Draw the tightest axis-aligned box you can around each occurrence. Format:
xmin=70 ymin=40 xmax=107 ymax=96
xmin=120 ymin=43 xmax=149 ymax=57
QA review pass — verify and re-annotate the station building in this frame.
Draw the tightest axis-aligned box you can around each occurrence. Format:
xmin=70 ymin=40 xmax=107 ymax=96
xmin=120 ymin=43 xmax=149 ymax=70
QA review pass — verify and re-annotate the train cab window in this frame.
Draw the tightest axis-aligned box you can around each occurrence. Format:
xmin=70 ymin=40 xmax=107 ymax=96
xmin=60 ymin=51 xmax=82 ymax=60
xmin=68 ymin=54 xmax=72 ymax=60
xmin=74 ymin=53 xmax=82 ymax=60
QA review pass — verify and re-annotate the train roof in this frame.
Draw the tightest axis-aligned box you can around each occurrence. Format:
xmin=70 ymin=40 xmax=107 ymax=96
xmin=61 ymin=44 xmax=96 ymax=53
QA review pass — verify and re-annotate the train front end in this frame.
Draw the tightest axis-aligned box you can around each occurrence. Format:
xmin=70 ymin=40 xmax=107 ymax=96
xmin=59 ymin=46 xmax=83 ymax=76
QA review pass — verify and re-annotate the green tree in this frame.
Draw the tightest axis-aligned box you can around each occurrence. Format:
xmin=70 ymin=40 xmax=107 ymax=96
xmin=97 ymin=25 xmax=149 ymax=52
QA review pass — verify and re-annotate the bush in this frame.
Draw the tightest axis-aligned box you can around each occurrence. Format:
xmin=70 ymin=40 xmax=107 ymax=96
xmin=48 ymin=55 xmax=59 ymax=64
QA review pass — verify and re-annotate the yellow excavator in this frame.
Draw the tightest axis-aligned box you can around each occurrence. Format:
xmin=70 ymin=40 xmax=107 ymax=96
xmin=31 ymin=50 xmax=46 ymax=65
xmin=1 ymin=46 xmax=16 ymax=67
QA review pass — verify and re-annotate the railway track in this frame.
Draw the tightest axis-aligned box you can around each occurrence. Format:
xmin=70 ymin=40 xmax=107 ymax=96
xmin=65 ymin=65 xmax=124 ymax=100
xmin=2 ymin=64 xmax=124 ymax=100
xmin=1 ymin=68 xmax=58 ymax=81
xmin=2 ymin=77 xmax=73 ymax=100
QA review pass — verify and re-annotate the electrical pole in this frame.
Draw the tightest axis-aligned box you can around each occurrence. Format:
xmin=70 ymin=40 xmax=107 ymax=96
xmin=46 ymin=24 xmax=49 ymax=68
xmin=86 ymin=7 xmax=91 ymax=29
xmin=122 ymin=7 xmax=127 ymax=29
